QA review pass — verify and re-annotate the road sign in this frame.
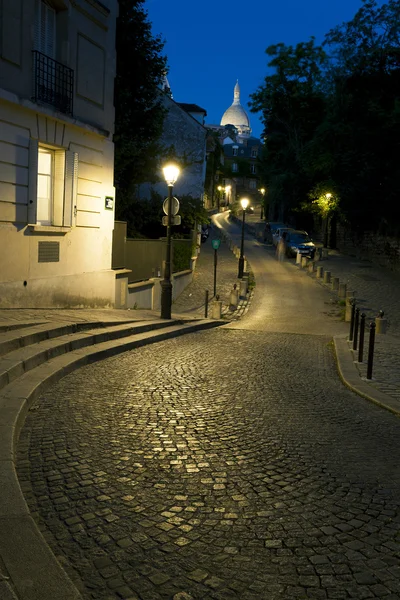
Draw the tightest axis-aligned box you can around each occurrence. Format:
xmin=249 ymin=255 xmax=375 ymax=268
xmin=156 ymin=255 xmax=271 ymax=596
xmin=211 ymin=239 xmax=221 ymax=250
xmin=163 ymin=196 xmax=180 ymax=216
xmin=162 ymin=215 xmax=181 ymax=226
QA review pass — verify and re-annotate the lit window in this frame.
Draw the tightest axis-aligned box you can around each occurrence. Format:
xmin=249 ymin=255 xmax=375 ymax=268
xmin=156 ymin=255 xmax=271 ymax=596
xmin=29 ymin=140 xmax=78 ymax=228
xmin=37 ymin=148 xmax=54 ymax=225
xmin=232 ymin=163 xmax=238 ymax=172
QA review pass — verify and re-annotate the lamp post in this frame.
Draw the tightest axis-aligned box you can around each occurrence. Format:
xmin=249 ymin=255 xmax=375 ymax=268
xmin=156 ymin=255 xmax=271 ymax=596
xmin=323 ymin=193 xmax=332 ymax=248
xmin=225 ymin=185 xmax=231 ymax=206
xmin=259 ymin=188 xmax=265 ymax=219
xmin=217 ymin=185 xmax=223 ymax=212
xmin=238 ymin=197 xmax=249 ymax=278
xmin=160 ymin=163 xmax=180 ymax=319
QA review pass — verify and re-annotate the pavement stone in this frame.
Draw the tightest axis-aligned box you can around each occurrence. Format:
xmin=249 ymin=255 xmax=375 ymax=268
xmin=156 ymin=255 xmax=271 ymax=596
xmin=16 ymin=328 xmax=400 ymax=599
xmin=1 ymin=209 xmax=400 ymax=599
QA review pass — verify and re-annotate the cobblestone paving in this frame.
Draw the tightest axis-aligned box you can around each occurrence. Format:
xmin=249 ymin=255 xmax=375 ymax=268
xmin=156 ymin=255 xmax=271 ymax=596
xmin=172 ymin=228 xmax=242 ymax=317
xmin=17 ymin=330 xmax=400 ymax=600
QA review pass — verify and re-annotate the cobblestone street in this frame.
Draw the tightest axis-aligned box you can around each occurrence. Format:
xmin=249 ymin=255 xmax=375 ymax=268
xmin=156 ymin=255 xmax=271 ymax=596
xmin=17 ymin=329 xmax=400 ymax=600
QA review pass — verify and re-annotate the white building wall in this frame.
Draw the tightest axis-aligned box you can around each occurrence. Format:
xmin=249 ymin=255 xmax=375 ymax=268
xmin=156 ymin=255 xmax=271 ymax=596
xmin=0 ymin=0 xmax=118 ymax=308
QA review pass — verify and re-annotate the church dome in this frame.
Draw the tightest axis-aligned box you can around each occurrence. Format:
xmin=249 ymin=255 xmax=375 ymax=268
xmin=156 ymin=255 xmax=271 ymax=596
xmin=220 ymin=81 xmax=251 ymax=137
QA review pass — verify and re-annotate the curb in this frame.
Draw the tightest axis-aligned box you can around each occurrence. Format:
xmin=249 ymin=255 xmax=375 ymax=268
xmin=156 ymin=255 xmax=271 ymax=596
xmin=334 ymin=336 xmax=400 ymax=416
xmin=0 ymin=319 xmax=224 ymax=600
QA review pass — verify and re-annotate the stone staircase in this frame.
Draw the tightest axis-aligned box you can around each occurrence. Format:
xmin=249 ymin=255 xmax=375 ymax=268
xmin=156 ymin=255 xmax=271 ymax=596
xmin=0 ymin=316 xmax=224 ymax=600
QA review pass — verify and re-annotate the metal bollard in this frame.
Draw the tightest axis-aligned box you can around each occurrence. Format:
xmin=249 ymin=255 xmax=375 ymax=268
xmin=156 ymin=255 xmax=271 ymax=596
xmin=366 ymin=321 xmax=376 ymax=380
xmin=204 ymin=289 xmax=209 ymax=318
xmin=296 ymin=252 xmax=302 ymax=265
xmin=349 ymin=300 xmax=356 ymax=341
xmin=308 ymin=262 xmax=316 ymax=273
xmin=352 ymin=307 xmax=360 ymax=351
xmin=323 ymin=271 xmax=331 ymax=284
xmin=316 ymin=266 xmax=323 ymax=279
xmin=301 ymin=256 xmax=308 ymax=268
xmin=358 ymin=313 xmax=366 ymax=362
xmin=239 ymin=279 xmax=247 ymax=299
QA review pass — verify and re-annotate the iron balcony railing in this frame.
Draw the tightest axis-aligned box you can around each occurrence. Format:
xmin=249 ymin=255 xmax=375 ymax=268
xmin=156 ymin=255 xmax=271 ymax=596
xmin=32 ymin=50 xmax=74 ymax=116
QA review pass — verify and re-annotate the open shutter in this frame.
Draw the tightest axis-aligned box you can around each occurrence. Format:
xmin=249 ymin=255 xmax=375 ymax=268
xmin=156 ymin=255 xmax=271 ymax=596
xmin=63 ymin=151 xmax=78 ymax=227
xmin=28 ymin=139 xmax=39 ymax=224
xmin=53 ymin=150 xmax=65 ymax=226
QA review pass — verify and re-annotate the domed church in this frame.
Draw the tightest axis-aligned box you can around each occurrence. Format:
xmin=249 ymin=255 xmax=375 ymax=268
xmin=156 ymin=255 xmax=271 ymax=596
xmin=220 ymin=80 xmax=251 ymax=139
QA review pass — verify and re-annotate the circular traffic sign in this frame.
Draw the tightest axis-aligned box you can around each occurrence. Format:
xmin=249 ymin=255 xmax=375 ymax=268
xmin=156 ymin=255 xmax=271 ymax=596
xmin=163 ymin=196 xmax=180 ymax=216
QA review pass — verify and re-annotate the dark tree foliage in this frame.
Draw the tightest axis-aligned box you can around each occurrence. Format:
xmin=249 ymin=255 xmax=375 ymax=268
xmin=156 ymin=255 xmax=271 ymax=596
xmin=249 ymin=39 xmax=328 ymax=227
xmin=114 ymin=0 xmax=167 ymax=220
xmin=250 ymin=0 xmax=400 ymax=235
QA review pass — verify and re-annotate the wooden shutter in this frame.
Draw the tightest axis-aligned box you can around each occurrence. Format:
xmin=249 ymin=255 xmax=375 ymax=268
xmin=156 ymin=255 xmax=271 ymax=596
xmin=53 ymin=150 xmax=65 ymax=226
xmin=63 ymin=151 xmax=78 ymax=227
xmin=28 ymin=139 xmax=39 ymax=224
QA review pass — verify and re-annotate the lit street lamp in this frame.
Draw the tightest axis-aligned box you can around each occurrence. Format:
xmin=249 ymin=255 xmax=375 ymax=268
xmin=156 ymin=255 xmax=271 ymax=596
xmin=161 ymin=163 xmax=180 ymax=319
xmin=217 ymin=185 xmax=223 ymax=212
xmin=259 ymin=188 xmax=265 ymax=219
xmin=225 ymin=185 xmax=231 ymax=206
xmin=323 ymin=192 xmax=332 ymax=248
xmin=238 ymin=197 xmax=249 ymax=278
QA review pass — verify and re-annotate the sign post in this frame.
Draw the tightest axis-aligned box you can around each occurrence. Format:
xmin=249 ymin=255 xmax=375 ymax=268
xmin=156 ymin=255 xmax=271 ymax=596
xmin=211 ymin=239 xmax=221 ymax=297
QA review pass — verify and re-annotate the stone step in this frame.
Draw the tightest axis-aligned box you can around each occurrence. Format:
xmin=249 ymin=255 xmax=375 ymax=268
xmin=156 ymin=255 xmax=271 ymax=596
xmin=0 ymin=320 xmax=139 ymax=357
xmin=0 ymin=320 xmax=179 ymax=392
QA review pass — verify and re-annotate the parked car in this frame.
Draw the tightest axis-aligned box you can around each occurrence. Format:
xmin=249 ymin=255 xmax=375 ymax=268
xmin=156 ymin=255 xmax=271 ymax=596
xmin=272 ymin=227 xmax=295 ymax=247
xmin=263 ymin=221 xmax=286 ymax=243
xmin=285 ymin=230 xmax=316 ymax=259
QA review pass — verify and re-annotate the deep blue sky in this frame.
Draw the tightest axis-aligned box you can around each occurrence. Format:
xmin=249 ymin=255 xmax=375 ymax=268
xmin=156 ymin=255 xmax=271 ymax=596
xmin=146 ymin=0 xmax=372 ymax=139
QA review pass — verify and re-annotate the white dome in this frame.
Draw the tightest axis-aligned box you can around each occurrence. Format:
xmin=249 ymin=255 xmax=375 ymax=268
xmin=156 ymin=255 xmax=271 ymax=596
xmin=220 ymin=81 xmax=251 ymax=136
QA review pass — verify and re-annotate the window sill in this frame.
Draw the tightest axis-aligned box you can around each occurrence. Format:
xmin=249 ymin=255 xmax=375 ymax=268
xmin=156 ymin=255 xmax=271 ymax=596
xmin=28 ymin=225 xmax=71 ymax=235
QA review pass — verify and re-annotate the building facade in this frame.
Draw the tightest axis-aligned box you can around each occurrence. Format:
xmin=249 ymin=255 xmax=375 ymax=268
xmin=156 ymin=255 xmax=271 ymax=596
xmin=0 ymin=0 xmax=117 ymax=307
xmin=137 ymin=95 xmax=207 ymax=203
xmin=206 ymin=81 xmax=263 ymax=205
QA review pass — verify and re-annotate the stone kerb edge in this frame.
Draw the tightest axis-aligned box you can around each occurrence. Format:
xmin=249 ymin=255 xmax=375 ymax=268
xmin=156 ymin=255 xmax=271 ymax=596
xmin=333 ymin=336 xmax=400 ymax=416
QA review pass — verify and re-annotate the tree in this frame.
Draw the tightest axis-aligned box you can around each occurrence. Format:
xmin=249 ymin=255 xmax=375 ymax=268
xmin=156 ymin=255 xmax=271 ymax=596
xmin=319 ymin=0 xmax=400 ymax=233
xmin=114 ymin=0 xmax=167 ymax=221
xmin=249 ymin=39 xmax=328 ymax=226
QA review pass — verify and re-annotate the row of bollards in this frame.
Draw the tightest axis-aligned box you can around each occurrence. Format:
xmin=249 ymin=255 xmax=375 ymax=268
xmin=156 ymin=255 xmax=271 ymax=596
xmin=297 ymin=253 xmax=387 ymax=382
xmin=348 ymin=301 xmax=382 ymax=380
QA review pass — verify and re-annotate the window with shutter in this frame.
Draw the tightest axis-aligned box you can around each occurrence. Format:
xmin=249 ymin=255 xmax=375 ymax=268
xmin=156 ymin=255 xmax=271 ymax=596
xmin=29 ymin=142 xmax=78 ymax=229
xmin=34 ymin=0 xmax=56 ymax=58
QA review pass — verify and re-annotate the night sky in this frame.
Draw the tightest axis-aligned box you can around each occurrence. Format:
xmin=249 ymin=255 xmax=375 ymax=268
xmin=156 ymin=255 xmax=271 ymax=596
xmin=146 ymin=0 xmax=382 ymax=139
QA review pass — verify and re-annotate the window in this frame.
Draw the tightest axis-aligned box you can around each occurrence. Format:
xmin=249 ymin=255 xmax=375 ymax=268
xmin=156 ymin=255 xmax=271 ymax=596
xmin=251 ymin=148 xmax=258 ymax=158
xmin=34 ymin=0 xmax=56 ymax=58
xmin=232 ymin=163 xmax=238 ymax=172
xmin=232 ymin=146 xmax=238 ymax=156
xmin=250 ymin=164 xmax=256 ymax=174
xmin=249 ymin=179 xmax=257 ymax=189
xmin=28 ymin=140 xmax=78 ymax=228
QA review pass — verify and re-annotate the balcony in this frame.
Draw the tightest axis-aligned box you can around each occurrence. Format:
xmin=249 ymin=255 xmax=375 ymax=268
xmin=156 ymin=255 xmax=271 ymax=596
xmin=32 ymin=50 xmax=74 ymax=116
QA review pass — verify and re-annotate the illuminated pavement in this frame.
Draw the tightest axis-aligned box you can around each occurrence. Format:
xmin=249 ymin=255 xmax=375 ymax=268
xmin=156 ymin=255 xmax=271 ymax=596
xmin=15 ymin=214 xmax=400 ymax=600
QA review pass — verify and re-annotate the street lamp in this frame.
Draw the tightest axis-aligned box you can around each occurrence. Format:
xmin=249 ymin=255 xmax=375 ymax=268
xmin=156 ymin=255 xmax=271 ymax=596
xmin=238 ymin=197 xmax=249 ymax=278
xmin=161 ymin=162 xmax=180 ymax=319
xmin=225 ymin=185 xmax=231 ymax=206
xmin=217 ymin=185 xmax=223 ymax=212
xmin=259 ymin=188 xmax=265 ymax=219
xmin=323 ymin=193 xmax=332 ymax=248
